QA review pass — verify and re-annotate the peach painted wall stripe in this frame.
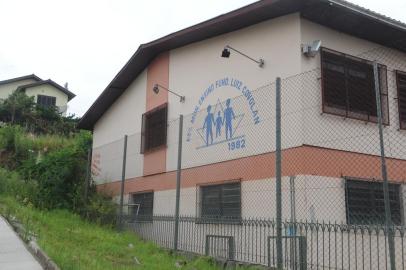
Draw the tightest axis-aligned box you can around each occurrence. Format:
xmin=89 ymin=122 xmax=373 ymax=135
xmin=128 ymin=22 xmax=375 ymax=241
xmin=143 ymin=52 xmax=170 ymax=176
xmin=98 ymin=145 xmax=406 ymax=196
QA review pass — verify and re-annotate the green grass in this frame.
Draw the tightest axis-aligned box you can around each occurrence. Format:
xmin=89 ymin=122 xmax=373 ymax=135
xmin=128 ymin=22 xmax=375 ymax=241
xmin=0 ymin=197 xmax=259 ymax=270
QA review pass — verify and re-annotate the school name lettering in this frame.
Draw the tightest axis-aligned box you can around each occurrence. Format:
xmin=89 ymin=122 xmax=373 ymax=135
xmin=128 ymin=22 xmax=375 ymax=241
xmin=190 ymin=77 xmax=261 ymax=125
xmin=187 ymin=77 xmax=261 ymax=143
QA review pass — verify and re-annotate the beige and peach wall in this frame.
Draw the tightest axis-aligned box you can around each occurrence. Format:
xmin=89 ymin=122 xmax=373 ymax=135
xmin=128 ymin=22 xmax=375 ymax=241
xmin=97 ymin=145 xmax=406 ymax=197
xmin=97 ymin=144 xmax=406 ymax=222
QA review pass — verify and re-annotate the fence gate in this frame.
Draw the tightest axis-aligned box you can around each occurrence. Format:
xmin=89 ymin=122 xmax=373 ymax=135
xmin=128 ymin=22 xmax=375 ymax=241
xmin=205 ymin=235 xmax=235 ymax=261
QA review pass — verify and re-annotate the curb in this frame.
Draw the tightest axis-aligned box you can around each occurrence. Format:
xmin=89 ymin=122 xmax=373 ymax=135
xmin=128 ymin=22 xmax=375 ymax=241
xmin=28 ymin=240 xmax=60 ymax=270
xmin=6 ymin=217 xmax=60 ymax=270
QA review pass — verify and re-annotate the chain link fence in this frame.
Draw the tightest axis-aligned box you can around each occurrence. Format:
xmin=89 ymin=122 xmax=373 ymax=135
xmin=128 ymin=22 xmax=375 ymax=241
xmin=88 ymin=42 xmax=406 ymax=269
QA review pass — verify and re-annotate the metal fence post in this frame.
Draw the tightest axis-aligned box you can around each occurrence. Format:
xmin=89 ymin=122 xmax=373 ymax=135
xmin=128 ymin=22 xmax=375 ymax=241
xmin=84 ymin=147 xmax=92 ymax=203
xmin=373 ymin=62 xmax=396 ymax=270
xmin=119 ymin=135 xmax=128 ymax=230
xmin=174 ymin=115 xmax=183 ymax=250
xmin=275 ymin=77 xmax=283 ymax=269
xmin=289 ymin=176 xmax=296 ymax=226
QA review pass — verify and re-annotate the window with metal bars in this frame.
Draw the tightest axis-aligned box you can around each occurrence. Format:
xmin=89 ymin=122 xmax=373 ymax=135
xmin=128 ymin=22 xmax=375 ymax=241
xmin=321 ymin=48 xmax=389 ymax=124
xmin=129 ymin=192 xmax=154 ymax=222
xmin=199 ymin=182 xmax=241 ymax=222
xmin=140 ymin=103 xmax=168 ymax=153
xmin=396 ymin=70 xmax=406 ymax=130
xmin=345 ymin=179 xmax=402 ymax=225
xmin=37 ymin=95 xmax=56 ymax=108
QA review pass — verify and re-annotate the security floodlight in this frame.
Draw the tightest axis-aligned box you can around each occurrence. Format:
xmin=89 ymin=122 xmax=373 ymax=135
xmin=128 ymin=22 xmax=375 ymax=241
xmin=221 ymin=45 xmax=265 ymax=68
xmin=311 ymin=40 xmax=322 ymax=52
xmin=153 ymin=83 xmax=185 ymax=103
xmin=302 ymin=40 xmax=322 ymax=57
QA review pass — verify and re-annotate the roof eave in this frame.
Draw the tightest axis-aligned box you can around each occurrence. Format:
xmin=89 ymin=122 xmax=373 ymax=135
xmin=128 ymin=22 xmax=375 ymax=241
xmin=78 ymin=0 xmax=406 ymax=130
xmin=78 ymin=0 xmax=301 ymax=130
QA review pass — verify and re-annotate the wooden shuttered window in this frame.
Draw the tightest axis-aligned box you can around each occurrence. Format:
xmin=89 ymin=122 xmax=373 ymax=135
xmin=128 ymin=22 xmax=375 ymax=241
xmin=37 ymin=95 xmax=56 ymax=107
xmin=200 ymin=182 xmax=241 ymax=221
xmin=129 ymin=192 xmax=154 ymax=221
xmin=396 ymin=71 xmax=406 ymax=130
xmin=321 ymin=48 xmax=389 ymax=124
xmin=345 ymin=179 xmax=402 ymax=225
xmin=140 ymin=103 xmax=168 ymax=153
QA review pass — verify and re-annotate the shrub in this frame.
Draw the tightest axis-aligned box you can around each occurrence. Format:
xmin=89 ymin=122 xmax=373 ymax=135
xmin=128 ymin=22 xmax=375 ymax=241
xmin=0 ymin=124 xmax=84 ymax=170
xmin=0 ymin=91 xmax=35 ymax=124
xmin=0 ymin=125 xmax=24 ymax=152
xmin=0 ymin=168 xmax=38 ymax=204
xmin=0 ymin=92 xmax=80 ymax=136
xmin=22 ymin=146 xmax=83 ymax=209
xmin=18 ymin=131 xmax=92 ymax=210
xmin=81 ymin=192 xmax=117 ymax=226
xmin=0 ymin=126 xmax=118 ymax=226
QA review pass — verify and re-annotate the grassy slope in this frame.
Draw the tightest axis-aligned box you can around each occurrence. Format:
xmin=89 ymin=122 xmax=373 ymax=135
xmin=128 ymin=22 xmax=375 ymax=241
xmin=0 ymin=197 xmax=229 ymax=270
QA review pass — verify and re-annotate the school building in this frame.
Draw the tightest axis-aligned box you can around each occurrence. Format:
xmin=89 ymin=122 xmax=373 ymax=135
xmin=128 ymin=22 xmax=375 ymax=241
xmin=79 ymin=0 xmax=406 ymax=268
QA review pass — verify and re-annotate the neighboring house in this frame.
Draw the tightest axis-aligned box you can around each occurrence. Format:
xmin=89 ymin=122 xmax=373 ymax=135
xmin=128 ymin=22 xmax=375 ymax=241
xmin=0 ymin=74 xmax=75 ymax=115
xmin=79 ymin=0 xmax=406 ymax=268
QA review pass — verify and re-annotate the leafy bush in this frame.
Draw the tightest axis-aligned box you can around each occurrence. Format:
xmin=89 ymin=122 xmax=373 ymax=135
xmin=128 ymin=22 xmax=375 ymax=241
xmin=0 ymin=123 xmax=118 ymax=227
xmin=19 ymin=131 xmax=92 ymax=210
xmin=0 ymin=168 xmax=38 ymax=204
xmin=0 ymin=91 xmax=35 ymax=124
xmin=0 ymin=125 xmax=24 ymax=152
xmin=0 ymin=124 xmax=80 ymax=169
xmin=81 ymin=192 xmax=117 ymax=226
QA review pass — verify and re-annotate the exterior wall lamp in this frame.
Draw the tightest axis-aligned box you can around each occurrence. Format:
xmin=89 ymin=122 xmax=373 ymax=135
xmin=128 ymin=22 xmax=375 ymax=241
xmin=153 ymin=84 xmax=185 ymax=103
xmin=221 ymin=45 xmax=265 ymax=68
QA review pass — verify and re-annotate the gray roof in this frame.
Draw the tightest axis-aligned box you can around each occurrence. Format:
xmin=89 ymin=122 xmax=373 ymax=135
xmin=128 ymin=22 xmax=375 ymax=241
xmin=0 ymin=74 xmax=42 ymax=86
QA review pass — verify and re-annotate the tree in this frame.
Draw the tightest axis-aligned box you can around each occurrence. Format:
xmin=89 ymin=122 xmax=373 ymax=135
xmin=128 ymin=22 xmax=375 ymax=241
xmin=0 ymin=92 xmax=35 ymax=124
xmin=0 ymin=92 xmax=80 ymax=135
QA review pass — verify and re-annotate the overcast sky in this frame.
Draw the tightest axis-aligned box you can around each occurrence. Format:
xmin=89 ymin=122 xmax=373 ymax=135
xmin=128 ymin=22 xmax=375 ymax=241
xmin=0 ymin=0 xmax=405 ymax=116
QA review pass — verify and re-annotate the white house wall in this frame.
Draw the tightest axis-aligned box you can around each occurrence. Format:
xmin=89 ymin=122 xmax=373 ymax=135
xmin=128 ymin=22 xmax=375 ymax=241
xmin=93 ymin=70 xmax=147 ymax=148
xmin=24 ymin=84 xmax=69 ymax=107
xmin=0 ymin=78 xmax=38 ymax=100
xmin=92 ymin=71 xmax=147 ymax=183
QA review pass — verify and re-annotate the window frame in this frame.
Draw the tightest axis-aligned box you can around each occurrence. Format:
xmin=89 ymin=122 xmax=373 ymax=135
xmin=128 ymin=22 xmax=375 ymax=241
xmin=197 ymin=181 xmax=242 ymax=224
xmin=140 ymin=103 xmax=168 ymax=154
xmin=37 ymin=94 xmax=56 ymax=108
xmin=344 ymin=178 xmax=403 ymax=226
xmin=396 ymin=70 xmax=406 ymax=130
xmin=320 ymin=47 xmax=389 ymax=125
xmin=128 ymin=191 xmax=154 ymax=223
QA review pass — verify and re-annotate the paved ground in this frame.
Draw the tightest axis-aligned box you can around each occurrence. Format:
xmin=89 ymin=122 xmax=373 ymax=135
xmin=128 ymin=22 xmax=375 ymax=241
xmin=0 ymin=216 xmax=42 ymax=270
